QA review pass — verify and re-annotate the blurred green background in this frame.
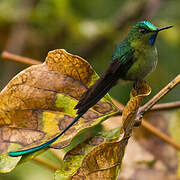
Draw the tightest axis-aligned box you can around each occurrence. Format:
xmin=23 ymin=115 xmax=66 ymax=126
xmin=0 ymin=0 xmax=179 ymax=179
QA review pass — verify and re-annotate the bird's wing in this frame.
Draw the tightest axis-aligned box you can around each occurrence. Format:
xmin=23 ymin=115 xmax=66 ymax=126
xmin=75 ymin=42 xmax=135 ymax=114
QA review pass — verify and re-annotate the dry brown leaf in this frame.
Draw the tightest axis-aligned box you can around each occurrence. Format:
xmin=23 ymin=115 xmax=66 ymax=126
xmin=57 ymin=81 xmax=151 ymax=180
xmin=0 ymin=49 xmax=118 ymax=172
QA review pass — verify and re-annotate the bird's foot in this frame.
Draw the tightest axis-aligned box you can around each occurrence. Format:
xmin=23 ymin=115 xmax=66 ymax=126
xmin=134 ymin=114 xmax=143 ymax=126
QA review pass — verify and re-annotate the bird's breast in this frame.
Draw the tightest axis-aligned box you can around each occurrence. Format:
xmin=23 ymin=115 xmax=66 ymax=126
xmin=124 ymin=46 xmax=158 ymax=81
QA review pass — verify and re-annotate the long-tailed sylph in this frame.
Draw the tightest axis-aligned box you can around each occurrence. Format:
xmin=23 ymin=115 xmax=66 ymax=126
xmin=9 ymin=21 xmax=173 ymax=157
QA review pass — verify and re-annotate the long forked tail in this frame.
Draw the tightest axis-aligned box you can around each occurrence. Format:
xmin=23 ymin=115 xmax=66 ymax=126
xmin=8 ymin=113 xmax=84 ymax=157
xmin=8 ymin=61 xmax=123 ymax=157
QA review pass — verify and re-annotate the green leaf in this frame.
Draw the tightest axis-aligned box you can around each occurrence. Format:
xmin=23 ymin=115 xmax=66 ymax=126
xmin=55 ymin=127 xmax=121 ymax=180
xmin=0 ymin=154 xmax=21 ymax=173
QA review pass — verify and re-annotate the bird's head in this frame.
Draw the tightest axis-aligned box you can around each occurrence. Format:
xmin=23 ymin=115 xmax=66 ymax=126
xmin=128 ymin=21 xmax=173 ymax=47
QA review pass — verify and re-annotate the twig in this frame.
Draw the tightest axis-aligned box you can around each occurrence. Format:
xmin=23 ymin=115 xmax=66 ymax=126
xmin=150 ymin=101 xmax=180 ymax=111
xmin=113 ymin=96 xmax=180 ymax=152
xmin=2 ymin=52 xmax=180 ymax=152
xmin=142 ymin=120 xmax=180 ymax=151
xmin=1 ymin=51 xmax=41 ymax=65
xmin=112 ymin=98 xmax=180 ymax=113
xmin=136 ymin=74 xmax=180 ymax=121
xmin=32 ymin=156 xmax=59 ymax=171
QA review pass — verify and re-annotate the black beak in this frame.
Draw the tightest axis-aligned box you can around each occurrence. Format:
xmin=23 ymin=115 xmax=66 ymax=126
xmin=157 ymin=25 xmax=173 ymax=32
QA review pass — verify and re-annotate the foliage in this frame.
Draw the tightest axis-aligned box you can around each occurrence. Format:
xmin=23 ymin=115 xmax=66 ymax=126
xmin=0 ymin=49 xmax=118 ymax=173
xmin=0 ymin=49 xmax=152 ymax=179
xmin=0 ymin=0 xmax=180 ymax=180
xmin=55 ymin=80 xmax=151 ymax=179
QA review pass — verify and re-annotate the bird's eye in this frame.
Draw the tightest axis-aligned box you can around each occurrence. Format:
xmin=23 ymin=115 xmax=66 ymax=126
xmin=139 ymin=28 xmax=151 ymax=34
xmin=139 ymin=28 xmax=147 ymax=33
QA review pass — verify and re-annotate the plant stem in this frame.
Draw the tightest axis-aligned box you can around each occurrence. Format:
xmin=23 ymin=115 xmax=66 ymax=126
xmin=114 ymin=97 xmax=180 ymax=152
xmin=1 ymin=51 xmax=41 ymax=65
xmin=112 ymin=98 xmax=180 ymax=113
xmin=142 ymin=119 xmax=180 ymax=151
xmin=32 ymin=157 xmax=59 ymax=171
xmin=150 ymin=101 xmax=180 ymax=111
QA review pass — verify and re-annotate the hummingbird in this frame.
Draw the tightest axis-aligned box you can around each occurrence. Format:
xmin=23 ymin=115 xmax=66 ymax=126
xmin=8 ymin=21 xmax=173 ymax=157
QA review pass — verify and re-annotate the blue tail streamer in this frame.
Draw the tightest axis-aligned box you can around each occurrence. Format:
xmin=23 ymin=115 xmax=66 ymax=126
xmin=8 ymin=113 xmax=84 ymax=157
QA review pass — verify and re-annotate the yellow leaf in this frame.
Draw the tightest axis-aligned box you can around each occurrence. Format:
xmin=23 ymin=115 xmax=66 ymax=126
xmin=0 ymin=49 xmax=118 ymax=172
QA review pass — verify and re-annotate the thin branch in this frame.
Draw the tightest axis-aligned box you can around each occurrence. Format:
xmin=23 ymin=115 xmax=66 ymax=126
xmin=136 ymin=74 xmax=180 ymax=121
xmin=32 ymin=156 xmax=59 ymax=171
xmin=114 ymin=96 xmax=180 ymax=152
xmin=150 ymin=101 xmax=180 ymax=111
xmin=1 ymin=51 xmax=41 ymax=65
xmin=112 ymin=98 xmax=180 ymax=113
xmin=142 ymin=119 xmax=180 ymax=151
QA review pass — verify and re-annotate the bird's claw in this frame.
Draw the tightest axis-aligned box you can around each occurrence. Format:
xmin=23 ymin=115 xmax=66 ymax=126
xmin=134 ymin=114 xmax=143 ymax=127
